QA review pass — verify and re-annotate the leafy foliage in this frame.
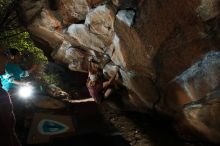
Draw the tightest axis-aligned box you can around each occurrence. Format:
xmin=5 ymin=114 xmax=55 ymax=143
xmin=2 ymin=32 xmax=49 ymax=81
xmin=42 ymin=73 xmax=61 ymax=85
xmin=0 ymin=0 xmax=49 ymax=82
xmin=2 ymin=32 xmax=47 ymax=64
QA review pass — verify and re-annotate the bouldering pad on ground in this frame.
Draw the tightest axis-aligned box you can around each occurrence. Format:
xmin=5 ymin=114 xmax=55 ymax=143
xmin=27 ymin=113 xmax=75 ymax=144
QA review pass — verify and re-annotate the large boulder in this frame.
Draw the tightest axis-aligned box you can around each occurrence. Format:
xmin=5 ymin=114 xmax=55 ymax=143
xmin=85 ymin=5 xmax=116 ymax=46
xmin=28 ymin=25 xmax=64 ymax=49
xmin=20 ymin=0 xmax=220 ymax=143
xmin=110 ymin=9 xmax=155 ymax=77
xmin=161 ymin=51 xmax=220 ymax=142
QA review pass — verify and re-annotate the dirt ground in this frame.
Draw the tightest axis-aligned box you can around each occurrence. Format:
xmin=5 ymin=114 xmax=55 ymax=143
xmin=12 ymin=94 xmax=219 ymax=146
xmin=99 ymin=105 xmax=219 ymax=146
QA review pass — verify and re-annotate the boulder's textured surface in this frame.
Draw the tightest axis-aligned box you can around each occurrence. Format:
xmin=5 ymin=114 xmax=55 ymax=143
xmin=20 ymin=0 xmax=46 ymax=23
xmin=85 ymin=5 xmax=116 ymax=45
xmin=183 ymin=96 xmax=220 ymax=143
xmin=66 ymin=24 xmax=105 ymax=53
xmin=161 ymin=51 xmax=220 ymax=142
xmin=20 ymin=0 xmax=220 ymax=142
xmin=59 ymin=0 xmax=90 ymax=24
xmin=34 ymin=8 xmax=62 ymax=31
xmin=196 ymin=0 xmax=220 ymax=21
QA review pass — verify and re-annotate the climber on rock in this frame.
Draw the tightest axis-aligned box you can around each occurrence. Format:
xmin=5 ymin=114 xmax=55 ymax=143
xmin=71 ymin=57 xmax=119 ymax=104
xmin=87 ymin=59 xmax=119 ymax=104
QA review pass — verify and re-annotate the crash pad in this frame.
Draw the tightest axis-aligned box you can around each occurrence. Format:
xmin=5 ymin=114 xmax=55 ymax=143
xmin=27 ymin=113 xmax=75 ymax=144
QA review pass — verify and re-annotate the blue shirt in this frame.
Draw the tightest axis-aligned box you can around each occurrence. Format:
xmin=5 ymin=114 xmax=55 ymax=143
xmin=0 ymin=63 xmax=29 ymax=91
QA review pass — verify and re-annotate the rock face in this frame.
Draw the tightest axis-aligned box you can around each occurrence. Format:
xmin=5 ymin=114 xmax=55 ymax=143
xmin=59 ymin=0 xmax=90 ymax=24
xmin=66 ymin=24 xmax=105 ymax=53
xmin=85 ymin=5 xmax=116 ymax=45
xmin=20 ymin=0 xmax=220 ymax=143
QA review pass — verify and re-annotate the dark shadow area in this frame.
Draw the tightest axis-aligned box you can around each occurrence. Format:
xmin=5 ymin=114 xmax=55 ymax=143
xmin=48 ymin=0 xmax=59 ymax=10
xmin=45 ymin=62 xmax=88 ymax=88
xmin=53 ymin=134 xmax=131 ymax=146
xmin=13 ymin=97 xmax=130 ymax=146
xmin=11 ymin=75 xmax=220 ymax=146
xmin=44 ymin=62 xmax=89 ymax=98
xmin=122 ymin=110 xmax=220 ymax=146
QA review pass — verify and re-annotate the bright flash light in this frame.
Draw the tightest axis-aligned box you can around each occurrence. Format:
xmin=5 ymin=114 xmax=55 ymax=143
xmin=18 ymin=85 xmax=33 ymax=99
